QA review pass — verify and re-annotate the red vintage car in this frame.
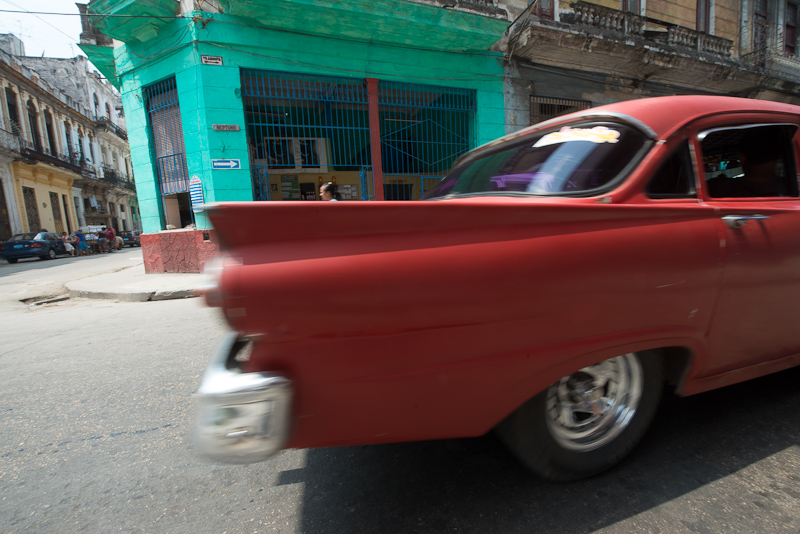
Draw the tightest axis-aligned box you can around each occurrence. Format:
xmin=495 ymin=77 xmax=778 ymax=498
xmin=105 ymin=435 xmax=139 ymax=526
xmin=195 ymin=96 xmax=800 ymax=480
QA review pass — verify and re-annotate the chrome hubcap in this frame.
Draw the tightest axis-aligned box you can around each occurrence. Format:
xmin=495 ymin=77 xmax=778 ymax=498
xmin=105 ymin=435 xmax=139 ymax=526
xmin=545 ymin=353 xmax=643 ymax=451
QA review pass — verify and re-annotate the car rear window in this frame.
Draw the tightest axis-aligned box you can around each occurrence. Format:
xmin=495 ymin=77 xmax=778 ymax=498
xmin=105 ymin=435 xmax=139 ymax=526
xmin=8 ymin=233 xmax=37 ymax=241
xmin=423 ymin=122 xmax=650 ymax=199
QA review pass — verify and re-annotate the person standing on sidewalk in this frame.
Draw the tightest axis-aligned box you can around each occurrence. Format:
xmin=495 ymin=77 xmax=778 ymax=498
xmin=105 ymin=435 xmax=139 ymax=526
xmin=105 ymin=226 xmax=117 ymax=251
xmin=74 ymin=229 xmax=89 ymax=256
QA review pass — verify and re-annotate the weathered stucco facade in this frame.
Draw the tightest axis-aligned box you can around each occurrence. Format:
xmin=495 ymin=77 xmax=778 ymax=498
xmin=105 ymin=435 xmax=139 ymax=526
xmin=0 ymin=34 xmax=139 ymax=240
xmin=498 ymin=0 xmax=800 ymax=134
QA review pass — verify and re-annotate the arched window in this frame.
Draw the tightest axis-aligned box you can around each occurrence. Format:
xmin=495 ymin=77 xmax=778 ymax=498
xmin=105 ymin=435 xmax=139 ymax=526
xmin=64 ymin=120 xmax=72 ymax=161
xmin=76 ymin=127 xmax=85 ymax=162
xmin=93 ymin=93 xmax=100 ymax=118
xmin=4 ymin=88 xmax=20 ymax=135
xmin=26 ymin=100 xmax=41 ymax=151
xmin=43 ymin=110 xmax=57 ymax=155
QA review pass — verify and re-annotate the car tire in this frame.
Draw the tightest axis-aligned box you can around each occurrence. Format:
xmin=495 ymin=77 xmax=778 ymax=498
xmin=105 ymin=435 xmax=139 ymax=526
xmin=7 ymin=258 xmax=18 ymax=264
xmin=46 ymin=248 xmax=57 ymax=260
xmin=496 ymin=351 xmax=663 ymax=481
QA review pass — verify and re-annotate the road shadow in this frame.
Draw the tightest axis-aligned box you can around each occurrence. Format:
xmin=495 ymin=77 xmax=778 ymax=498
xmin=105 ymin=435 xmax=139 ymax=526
xmin=290 ymin=366 xmax=800 ymax=533
xmin=0 ymin=250 xmax=134 ymax=278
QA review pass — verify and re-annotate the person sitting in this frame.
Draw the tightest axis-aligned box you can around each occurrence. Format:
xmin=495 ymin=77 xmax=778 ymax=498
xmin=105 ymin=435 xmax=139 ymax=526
xmin=707 ymin=129 xmax=790 ymax=198
xmin=61 ymin=232 xmax=75 ymax=257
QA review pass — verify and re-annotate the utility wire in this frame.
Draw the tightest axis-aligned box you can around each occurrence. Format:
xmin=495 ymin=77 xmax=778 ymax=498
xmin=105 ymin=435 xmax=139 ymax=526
xmin=0 ymin=9 xmax=185 ymax=18
xmin=0 ymin=1 xmax=78 ymax=41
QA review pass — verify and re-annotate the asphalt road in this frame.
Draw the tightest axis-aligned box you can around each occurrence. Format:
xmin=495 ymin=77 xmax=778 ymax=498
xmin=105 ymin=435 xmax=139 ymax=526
xmin=0 ymin=260 xmax=798 ymax=533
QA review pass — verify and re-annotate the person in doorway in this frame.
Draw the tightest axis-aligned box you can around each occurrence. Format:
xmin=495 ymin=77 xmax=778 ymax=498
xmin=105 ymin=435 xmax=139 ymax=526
xmin=320 ymin=182 xmax=340 ymax=201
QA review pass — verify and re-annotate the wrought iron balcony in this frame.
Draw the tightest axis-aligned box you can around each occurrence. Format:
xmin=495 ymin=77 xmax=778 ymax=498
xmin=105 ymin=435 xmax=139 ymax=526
xmin=101 ymin=165 xmax=123 ymax=182
xmin=19 ymin=139 xmax=85 ymax=174
xmin=0 ymin=127 xmax=20 ymax=153
xmin=96 ymin=116 xmax=128 ymax=140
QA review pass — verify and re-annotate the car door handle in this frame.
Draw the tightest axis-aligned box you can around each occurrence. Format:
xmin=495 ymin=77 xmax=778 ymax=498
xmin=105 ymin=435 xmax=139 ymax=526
xmin=721 ymin=214 xmax=770 ymax=228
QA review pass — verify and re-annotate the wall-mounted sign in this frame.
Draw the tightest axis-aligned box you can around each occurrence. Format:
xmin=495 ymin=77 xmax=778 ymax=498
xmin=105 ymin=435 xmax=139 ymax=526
xmin=189 ymin=176 xmax=204 ymax=213
xmin=212 ymin=124 xmax=240 ymax=132
xmin=201 ymin=55 xmax=223 ymax=65
xmin=211 ymin=159 xmax=241 ymax=170
xmin=281 ymin=175 xmax=300 ymax=200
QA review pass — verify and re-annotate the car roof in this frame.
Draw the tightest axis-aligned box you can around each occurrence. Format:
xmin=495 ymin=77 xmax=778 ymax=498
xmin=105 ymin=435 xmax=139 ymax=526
xmin=566 ymin=95 xmax=800 ymax=139
xmin=462 ymin=96 xmax=800 ymax=167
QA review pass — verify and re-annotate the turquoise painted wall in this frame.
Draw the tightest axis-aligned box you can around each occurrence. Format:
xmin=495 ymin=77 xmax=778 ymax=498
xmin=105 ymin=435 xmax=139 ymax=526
xmin=114 ymin=11 xmax=506 ymax=233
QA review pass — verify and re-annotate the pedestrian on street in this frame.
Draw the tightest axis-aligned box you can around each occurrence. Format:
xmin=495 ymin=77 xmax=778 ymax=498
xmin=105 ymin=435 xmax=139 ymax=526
xmin=320 ymin=182 xmax=340 ymax=201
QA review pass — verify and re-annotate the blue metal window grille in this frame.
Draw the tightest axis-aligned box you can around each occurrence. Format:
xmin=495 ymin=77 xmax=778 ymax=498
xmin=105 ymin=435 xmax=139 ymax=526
xmin=241 ymin=69 xmax=372 ymax=201
xmin=379 ymin=81 xmax=475 ymax=200
xmin=144 ymin=77 xmax=190 ymax=195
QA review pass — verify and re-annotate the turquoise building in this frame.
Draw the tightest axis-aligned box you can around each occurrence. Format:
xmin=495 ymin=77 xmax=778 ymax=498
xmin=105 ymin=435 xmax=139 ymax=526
xmin=78 ymin=0 xmax=512 ymax=241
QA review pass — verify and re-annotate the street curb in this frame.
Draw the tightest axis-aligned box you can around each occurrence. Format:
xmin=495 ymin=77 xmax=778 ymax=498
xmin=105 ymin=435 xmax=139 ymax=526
xmin=67 ymin=287 xmax=153 ymax=302
xmin=66 ymin=287 xmax=200 ymax=302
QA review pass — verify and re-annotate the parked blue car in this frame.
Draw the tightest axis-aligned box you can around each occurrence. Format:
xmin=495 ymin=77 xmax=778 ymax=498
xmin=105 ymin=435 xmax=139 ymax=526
xmin=0 ymin=232 xmax=69 ymax=263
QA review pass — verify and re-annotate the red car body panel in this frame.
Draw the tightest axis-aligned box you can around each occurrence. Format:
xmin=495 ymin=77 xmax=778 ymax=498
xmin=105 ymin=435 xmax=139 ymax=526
xmin=203 ymin=96 xmax=800 ymax=451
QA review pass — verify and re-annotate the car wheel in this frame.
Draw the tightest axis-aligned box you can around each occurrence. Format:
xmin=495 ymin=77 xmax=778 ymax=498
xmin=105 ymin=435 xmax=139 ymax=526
xmin=46 ymin=248 xmax=57 ymax=260
xmin=497 ymin=351 xmax=663 ymax=481
xmin=6 ymin=258 xmax=18 ymax=264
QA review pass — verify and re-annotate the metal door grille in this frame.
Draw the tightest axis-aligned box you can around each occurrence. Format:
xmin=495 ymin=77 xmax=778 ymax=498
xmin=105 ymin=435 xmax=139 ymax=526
xmin=22 ymin=186 xmax=40 ymax=232
xmin=49 ymin=192 xmax=64 ymax=234
xmin=144 ymin=77 xmax=190 ymax=195
xmin=241 ymin=69 xmax=372 ymax=201
xmin=379 ymin=81 xmax=475 ymax=200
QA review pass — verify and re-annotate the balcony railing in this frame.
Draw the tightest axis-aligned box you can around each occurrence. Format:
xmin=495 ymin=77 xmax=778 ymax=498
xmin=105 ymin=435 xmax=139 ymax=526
xmin=96 ymin=116 xmax=128 ymax=140
xmin=741 ymin=43 xmax=800 ymax=80
xmin=570 ymin=1 xmax=732 ymax=57
xmin=101 ymin=165 xmax=123 ymax=181
xmin=0 ymin=127 xmax=20 ymax=152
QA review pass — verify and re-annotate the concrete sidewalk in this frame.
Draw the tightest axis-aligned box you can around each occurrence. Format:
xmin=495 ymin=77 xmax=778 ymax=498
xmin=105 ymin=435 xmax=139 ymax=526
xmin=65 ymin=259 xmax=210 ymax=302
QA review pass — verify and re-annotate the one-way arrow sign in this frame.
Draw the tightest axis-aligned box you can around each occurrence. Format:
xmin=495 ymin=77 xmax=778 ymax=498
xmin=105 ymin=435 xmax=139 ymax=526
xmin=211 ymin=159 xmax=241 ymax=170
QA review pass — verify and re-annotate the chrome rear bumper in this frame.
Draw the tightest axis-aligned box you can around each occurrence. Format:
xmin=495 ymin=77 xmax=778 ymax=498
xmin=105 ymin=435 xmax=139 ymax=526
xmin=194 ymin=333 xmax=292 ymax=464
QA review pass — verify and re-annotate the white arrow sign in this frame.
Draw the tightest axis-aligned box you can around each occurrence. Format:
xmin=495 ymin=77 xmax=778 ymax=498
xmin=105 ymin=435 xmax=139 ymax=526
xmin=211 ymin=159 xmax=241 ymax=170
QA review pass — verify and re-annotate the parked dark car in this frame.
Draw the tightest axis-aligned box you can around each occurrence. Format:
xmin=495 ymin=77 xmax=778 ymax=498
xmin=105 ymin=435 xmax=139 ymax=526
xmin=0 ymin=232 xmax=69 ymax=263
xmin=119 ymin=231 xmax=141 ymax=247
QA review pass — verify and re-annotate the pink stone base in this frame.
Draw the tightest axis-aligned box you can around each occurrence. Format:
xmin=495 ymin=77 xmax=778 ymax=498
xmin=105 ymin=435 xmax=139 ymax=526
xmin=141 ymin=229 xmax=220 ymax=273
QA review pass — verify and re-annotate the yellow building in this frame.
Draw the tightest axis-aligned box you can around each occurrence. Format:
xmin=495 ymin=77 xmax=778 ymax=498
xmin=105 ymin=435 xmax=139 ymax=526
xmin=9 ymin=161 xmax=77 ymax=234
xmin=0 ymin=33 xmax=138 ymax=242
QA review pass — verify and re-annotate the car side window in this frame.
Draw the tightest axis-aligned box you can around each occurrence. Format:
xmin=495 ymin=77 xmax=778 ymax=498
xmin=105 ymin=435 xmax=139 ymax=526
xmin=646 ymin=141 xmax=696 ymax=198
xmin=701 ymin=124 xmax=799 ymax=198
